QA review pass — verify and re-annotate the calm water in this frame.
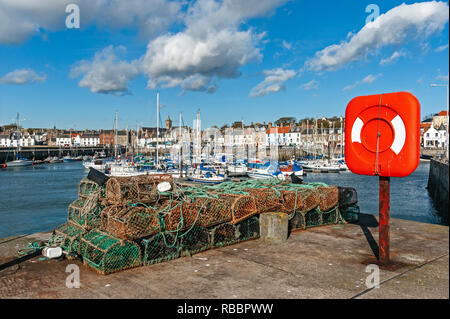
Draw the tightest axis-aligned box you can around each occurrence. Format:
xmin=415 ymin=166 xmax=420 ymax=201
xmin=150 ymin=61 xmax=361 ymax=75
xmin=0 ymin=161 xmax=444 ymax=238
xmin=303 ymin=161 xmax=443 ymax=225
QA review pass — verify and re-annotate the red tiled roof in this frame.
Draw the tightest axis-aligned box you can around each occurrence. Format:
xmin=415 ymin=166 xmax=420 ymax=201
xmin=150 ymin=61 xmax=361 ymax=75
xmin=266 ymin=126 xmax=291 ymax=134
xmin=438 ymin=111 xmax=448 ymax=116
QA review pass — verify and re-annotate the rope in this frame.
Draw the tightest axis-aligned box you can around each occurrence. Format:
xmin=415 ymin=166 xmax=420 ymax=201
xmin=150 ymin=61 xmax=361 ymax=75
xmin=374 ymin=94 xmax=383 ymax=176
xmin=17 ymin=241 xmax=44 ymax=256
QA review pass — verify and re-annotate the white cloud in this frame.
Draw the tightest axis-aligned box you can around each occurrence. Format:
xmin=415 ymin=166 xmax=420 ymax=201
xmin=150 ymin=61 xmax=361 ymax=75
xmin=0 ymin=68 xmax=47 ymax=84
xmin=362 ymin=73 xmax=381 ymax=84
xmin=343 ymin=82 xmax=359 ymax=91
xmin=282 ymin=40 xmax=292 ymax=50
xmin=0 ymin=0 xmax=182 ymax=44
xmin=70 ymin=46 xmax=139 ymax=95
xmin=140 ymin=0 xmax=288 ymax=93
xmin=300 ymin=79 xmax=318 ymax=90
xmin=435 ymin=43 xmax=449 ymax=52
xmin=250 ymin=68 xmax=296 ymax=97
xmin=436 ymin=74 xmax=449 ymax=82
xmin=379 ymin=50 xmax=406 ymax=65
xmin=305 ymin=1 xmax=449 ymax=72
xmin=343 ymin=73 xmax=381 ymax=90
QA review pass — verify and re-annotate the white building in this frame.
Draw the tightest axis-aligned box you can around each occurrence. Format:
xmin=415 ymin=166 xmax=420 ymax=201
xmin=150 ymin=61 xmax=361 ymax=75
xmin=266 ymin=126 xmax=290 ymax=146
xmin=80 ymin=134 xmax=100 ymax=147
xmin=0 ymin=134 xmax=10 ymax=147
xmin=423 ymin=126 xmax=441 ymax=148
xmin=56 ymin=134 xmax=72 ymax=147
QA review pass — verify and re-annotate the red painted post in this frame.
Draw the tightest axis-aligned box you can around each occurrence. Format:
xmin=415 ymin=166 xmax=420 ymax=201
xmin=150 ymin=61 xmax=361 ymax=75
xmin=379 ymin=176 xmax=390 ymax=264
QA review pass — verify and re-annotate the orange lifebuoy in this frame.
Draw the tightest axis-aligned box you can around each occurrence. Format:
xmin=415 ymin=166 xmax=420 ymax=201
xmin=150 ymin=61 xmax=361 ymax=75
xmin=345 ymin=92 xmax=420 ymax=177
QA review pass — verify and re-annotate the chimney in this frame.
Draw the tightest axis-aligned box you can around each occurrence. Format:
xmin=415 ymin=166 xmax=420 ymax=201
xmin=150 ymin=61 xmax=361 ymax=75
xmin=268 ymin=122 xmax=272 ymax=128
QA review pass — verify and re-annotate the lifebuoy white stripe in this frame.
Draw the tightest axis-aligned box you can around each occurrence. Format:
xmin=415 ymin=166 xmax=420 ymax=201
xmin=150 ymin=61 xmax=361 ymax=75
xmin=351 ymin=117 xmax=364 ymax=143
xmin=390 ymin=115 xmax=406 ymax=155
xmin=350 ymin=114 xmax=406 ymax=155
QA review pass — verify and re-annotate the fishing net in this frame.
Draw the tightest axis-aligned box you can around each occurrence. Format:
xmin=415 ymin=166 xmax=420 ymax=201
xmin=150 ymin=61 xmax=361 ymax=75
xmin=289 ymin=207 xmax=343 ymax=230
xmin=223 ymin=194 xmax=257 ymax=224
xmin=194 ymin=197 xmax=233 ymax=227
xmin=236 ymin=216 xmax=260 ymax=242
xmin=47 ymin=222 xmax=86 ymax=255
xmin=141 ymin=232 xmax=180 ymax=266
xmin=160 ymin=200 xmax=205 ymax=232
xmin=105 ymin=174 xmax=173 ymax=205
xmin=244 ymin=188 xmax=282 ymax=213
xmin=180 ymin=226 xmax=212 ymax=257
xmin=48 ymin=174 xmax=355 ymax=275
xmin=317 ymin=186 xmax=339 ymax=211
xmin=211 ymin=222 xmax=239 ymax=248
xmin=67 ymin=197 xmax=104 ymax=230
xmin=80 ymin=229 xmax=142 ymax=275
xmin=78 ymin=177 xmax=103 ymax=199
xmin=100 ymin=205 xmax=160 ymax=240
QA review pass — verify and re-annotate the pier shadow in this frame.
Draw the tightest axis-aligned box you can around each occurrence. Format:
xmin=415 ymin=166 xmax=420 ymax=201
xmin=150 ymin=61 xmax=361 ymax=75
xmin=358 ymin=214 xmax=379 ymax=260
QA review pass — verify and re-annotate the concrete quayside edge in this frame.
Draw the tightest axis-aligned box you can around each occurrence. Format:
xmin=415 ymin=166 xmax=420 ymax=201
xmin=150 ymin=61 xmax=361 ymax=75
xmin=0 ymin=213 xmax=448 ymax=299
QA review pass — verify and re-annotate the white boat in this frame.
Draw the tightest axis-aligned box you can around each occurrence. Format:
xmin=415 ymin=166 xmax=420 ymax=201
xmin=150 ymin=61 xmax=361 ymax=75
xmin=302 ymin=161 xmax=341 ymax=173
xmin=5 ymin=159 xmax=33 ymax=167
xmin=247 ymin=161 xmax=285 ymax=180
xmin=83 ymin=159 xmax=107 ymax=171
xmin=105 ymin=161 xmax=148 ymax=177
xmin=186 ymin=168 xmax=227 ymax=184
xmin=279 ymin=162 xmax=303 ymax=177
xmin=226 ymin=163 xmax=248 ymax=177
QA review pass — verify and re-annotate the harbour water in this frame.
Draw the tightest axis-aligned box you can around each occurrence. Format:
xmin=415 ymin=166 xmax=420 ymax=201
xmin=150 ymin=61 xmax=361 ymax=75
xmin=0 ymin=161 xmax=443 ymax=238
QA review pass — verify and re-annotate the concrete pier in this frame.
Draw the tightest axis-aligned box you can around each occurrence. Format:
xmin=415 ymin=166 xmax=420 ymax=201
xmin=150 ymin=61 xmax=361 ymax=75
xmin=0 ymin=214 xmax=448 ymax=299
xmin=427 ymin=159 xmax=449 ymax=225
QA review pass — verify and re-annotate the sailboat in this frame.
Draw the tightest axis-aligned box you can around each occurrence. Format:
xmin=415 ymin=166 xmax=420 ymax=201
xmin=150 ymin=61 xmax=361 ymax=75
xmin=5 ymin=114 xmax=33 ymax=167
xmin=247 ymin=160 xmax=285 ymax=180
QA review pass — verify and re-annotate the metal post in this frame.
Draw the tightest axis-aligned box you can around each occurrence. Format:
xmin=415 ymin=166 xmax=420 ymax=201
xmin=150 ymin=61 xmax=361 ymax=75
xmin=379 ymin=176 xmax=390 ymax=264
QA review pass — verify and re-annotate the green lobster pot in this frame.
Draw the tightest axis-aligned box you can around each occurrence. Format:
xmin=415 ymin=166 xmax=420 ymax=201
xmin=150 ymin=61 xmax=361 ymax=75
xmin=180 ymin=226 xmax=212 ymax=257
xmin=48 ymin=222 xmax=86 ymax=255
xmin=236 ymin=216 xmax=260 ymax=241
xmin=78 ymin=177 xmax=103 ymax=199
xmin=68 ymin=198 xmax=104 ymax=230
xmin=80 ymin=230 xmax=142 ymax=275
xmin=141 ymin=232 xmax=180 ymax=266
xmin=211 ymin=222 xmax=239 ymax=248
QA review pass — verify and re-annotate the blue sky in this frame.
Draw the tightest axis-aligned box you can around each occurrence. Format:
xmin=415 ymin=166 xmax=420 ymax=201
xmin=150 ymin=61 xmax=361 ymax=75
xmin=0 ymin=0 xmax=448 ymax=130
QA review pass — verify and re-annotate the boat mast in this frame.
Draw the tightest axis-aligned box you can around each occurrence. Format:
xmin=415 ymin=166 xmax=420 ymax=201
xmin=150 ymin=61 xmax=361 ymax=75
xmin=179 ymin=112 xmax=182 ymax=169
xmin=156 ymin=91 xmax=159 ymax=166
xmin=16 ymin=113 xmax=20 ymax=160
xmin=114 ymin=112 xmax=118 ymax=159
xmin=306 ymin=120 xmax=309 ymax=158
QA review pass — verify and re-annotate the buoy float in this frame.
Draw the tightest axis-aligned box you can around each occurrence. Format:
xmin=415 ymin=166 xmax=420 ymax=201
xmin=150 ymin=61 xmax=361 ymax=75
xmin=345 ymin=91 xmax=420 ymax=177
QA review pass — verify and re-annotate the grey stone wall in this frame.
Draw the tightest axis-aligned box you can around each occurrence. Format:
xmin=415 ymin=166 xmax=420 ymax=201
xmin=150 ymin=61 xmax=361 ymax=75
xmin=428 ymin=159 xmax=449 ymax=224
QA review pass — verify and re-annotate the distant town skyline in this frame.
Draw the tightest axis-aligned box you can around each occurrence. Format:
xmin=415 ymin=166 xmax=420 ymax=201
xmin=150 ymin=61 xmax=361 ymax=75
xmin=0 ymin=0 xmax=448 ymax=130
